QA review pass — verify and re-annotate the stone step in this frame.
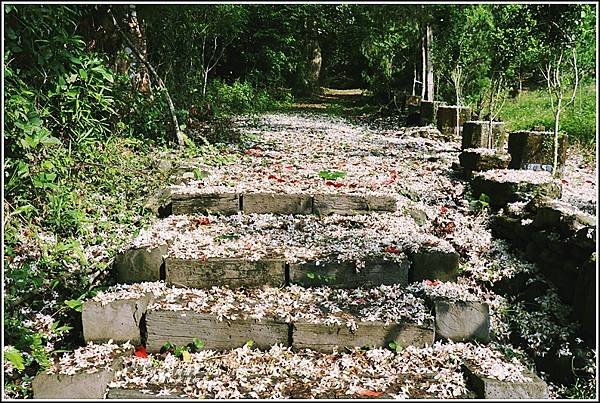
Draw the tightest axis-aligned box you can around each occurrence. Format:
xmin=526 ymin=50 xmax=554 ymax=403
xmin=81 ymin=282 xmax=491 ymax=350
xmin=169 ymin=191 xmax=398 ymax=216
xmin=471 ymin=169 xmax=562 ymax=208
xmin=83 ymin=282 xmax=434 ymax=352
xmin=458 ymin=148 xmax=511 ymax=173
xmin=32 ymin=341 xmax=548 ymax=399
xmin=114 ymin=213 xmax=460 ymax=288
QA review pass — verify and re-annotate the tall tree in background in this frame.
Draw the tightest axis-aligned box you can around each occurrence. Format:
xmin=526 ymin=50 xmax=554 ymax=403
xmin=531 ymin=4 xmax=591 ymax=176
xmin=361 ymin=5 xmax=420 ymax=102
xmin=432 ymin=4 xmax=492 ymax=108
xmin=423 ymin=22 xmax=434 ymax=101
xmin=287 ymin=5 xmax=327 ymax=96
xmin=484 ymin=4 xmax=538 ymax=146
xmin=141 ymin=5 xmax=247 ymax=104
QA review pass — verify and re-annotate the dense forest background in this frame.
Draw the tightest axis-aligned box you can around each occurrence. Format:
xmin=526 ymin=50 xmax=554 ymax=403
xmin=2 ymin=3 xmax=597 ymax=398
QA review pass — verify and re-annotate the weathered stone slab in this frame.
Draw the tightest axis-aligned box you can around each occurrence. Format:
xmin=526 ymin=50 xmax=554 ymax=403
xmin=145 ymin=310 xmax=289 ymax=352
xmin=143 ymin=188 xmax=172 ymax=217
xmin=292 ymin=321 xmax=433 ymax=352
xmin=33 ymin=352 xmax=129 ymax=399
xmin=82 ymin=294 xmax=151 ymax=345
xmin=436 ymin=106 xmax=472 ymax=137
xmin=530 ymin=196 xmax=595 ymax=235
xmin=459 ymin=149 xmax=511 ymax=172
xmin=420 ymin=100 xmax=446 ymax=125
xmin=171 ymin=193 xmax=239 ymax=215
xmin=409 ymin=246 xmax=459 ymax=283
xmin=114 ymin=244 xmax=167 ymax=284
xmin=434 ymin=299 xmax=490 ymax=343
xmin=507 ymin=131 xmax=568 ymax=175
xmin=33 ymin=368 xmax=116 ymax=399
xmin=490 ymin=215 xmax=530 ymax=243
xmin=405 ymin=96 xmax=422 ymax=125
xmin=313 ymin=194 xmax=397 ymax=215
xmin=463 ymin=363 xmax=549 ymax=399
xmin=568 ymin=226 xmax=596 ymax=255
xmin=243 ymin=193 xmax=312 ymax=215
xmin=108 ymin=388 xmax=184 ymax=399
xmin=472 ymin=172 xmax=562 ymax=208
xmin=165 ymin=258 xmax=286 ymax=288
xmin=461 ymin=121 xmax=507 ymax=150
xmin=289 ymin=258 xmax=409 ymax=288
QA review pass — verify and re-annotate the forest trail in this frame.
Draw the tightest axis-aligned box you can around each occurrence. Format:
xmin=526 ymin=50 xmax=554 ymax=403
xmin=32 ymin=108 xmax=595 ymax=399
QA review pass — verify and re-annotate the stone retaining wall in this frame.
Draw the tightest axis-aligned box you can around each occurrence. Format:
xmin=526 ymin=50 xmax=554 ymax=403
xmin=491 ymin=195 xmax=596 ymax=345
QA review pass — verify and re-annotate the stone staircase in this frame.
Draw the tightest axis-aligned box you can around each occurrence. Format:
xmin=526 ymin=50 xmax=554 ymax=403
xmin=31 ymin=113 xmax=552 ymax=399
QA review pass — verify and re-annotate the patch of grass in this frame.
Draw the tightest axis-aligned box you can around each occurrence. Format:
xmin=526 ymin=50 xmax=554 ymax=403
xmin=500 ymin=82 xmax=596 ymax=148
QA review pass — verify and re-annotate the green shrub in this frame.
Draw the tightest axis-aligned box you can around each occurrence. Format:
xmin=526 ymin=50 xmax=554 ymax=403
xmin=206 ymin=78 xmax=290 ymax=115
xmin=112 ymin=74 xmax=171 ymax=143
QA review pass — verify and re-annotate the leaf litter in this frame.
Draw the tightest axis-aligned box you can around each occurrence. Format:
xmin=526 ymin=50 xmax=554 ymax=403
xmin=41 ymin=111 xmax=596 ymax=399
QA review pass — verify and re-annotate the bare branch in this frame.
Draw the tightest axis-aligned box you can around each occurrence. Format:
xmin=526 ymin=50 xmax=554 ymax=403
xmin=565 ymin=47 xmax=579 ymax=108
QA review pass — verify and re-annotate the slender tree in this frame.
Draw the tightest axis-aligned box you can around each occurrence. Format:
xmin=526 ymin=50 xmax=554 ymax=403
xmin=531 ymin=4 xmax=590 ymax=176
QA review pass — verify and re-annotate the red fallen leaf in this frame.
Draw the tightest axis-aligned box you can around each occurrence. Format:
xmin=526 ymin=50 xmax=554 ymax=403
xmin=356 ymin=389 xmax=384 ymax=397
xmin=292 ymin=179 xmax=300 ymax=184
xmin=561 ymin=179 xmax=569 ymax=184
xmin=190 ymin=217 xmax=210 ymax=229
xmin=440 ymin=206 xmax=448 ymax=214
xmin=424 ymin=279 xmax=441 ymax=287
xmin=135 ymin=346 xmax=148 ymax=359
xmin=585 ymin=180 xmax=594 ymax=184
xmin=384 ymin=245 xmax=402 ymax=254
xmin=325 ymin=181 xmax=345 ymax=188
xmin=285 ymin=165 xmax=294 ymax=170
xmin=276 ymin=178 xmax=286 ymax=183
xmin=268 ymin=174 xmax=277 ymax=180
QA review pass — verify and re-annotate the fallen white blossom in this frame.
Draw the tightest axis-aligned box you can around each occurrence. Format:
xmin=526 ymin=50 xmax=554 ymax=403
xmin=106 ymin=341 xmax=533 ymax=399
xmin=45 ymin=341 xmax=133 ymax=375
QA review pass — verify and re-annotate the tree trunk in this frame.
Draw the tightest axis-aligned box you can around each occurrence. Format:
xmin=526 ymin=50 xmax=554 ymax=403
xmin=202 ymin=68 xmax=209 ymax=97
xmin=108 ymin=8 xmax=185 ymax=147
xmin=306 ymin=40 xmax=322 ymax=94
xmin=456 ymin=107 xmax=460 ymax=139
xmin=488 ymin=79 xmax=495 ymax=148
xmin=309 ymin=41 xmax=322 ymax=84
xmin=425 ymin=24 xmax=434 ymax=101
xmin=412 ymin=64 xmax=417 ymax=96
xmin=124 ymin=5 xmax=152 ymax=96
xmin=552 ymin=101 xmax=562 ymax=177
xmin=421 ymin=35 xmax=426 ymax=98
